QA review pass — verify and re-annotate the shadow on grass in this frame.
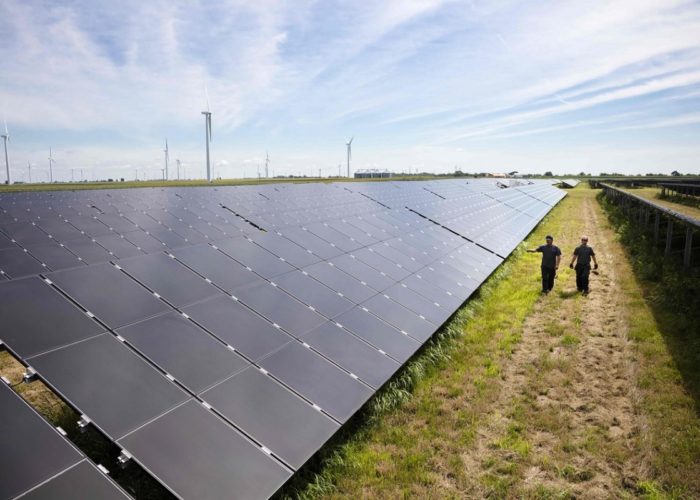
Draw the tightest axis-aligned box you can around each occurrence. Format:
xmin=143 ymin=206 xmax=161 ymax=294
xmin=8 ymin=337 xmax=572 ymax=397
xmin=557 ymin=290 xmax=580 ymax=299
xmin=599 ymin=193 xmax=700 ymax=416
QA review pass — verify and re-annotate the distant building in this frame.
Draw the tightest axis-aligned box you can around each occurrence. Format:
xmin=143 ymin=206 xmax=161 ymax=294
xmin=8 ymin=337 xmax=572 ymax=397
xmin=354 ymin=169 xmax=393 ymax=179
xmin=488 ymin=172 xmax=507 ymax=178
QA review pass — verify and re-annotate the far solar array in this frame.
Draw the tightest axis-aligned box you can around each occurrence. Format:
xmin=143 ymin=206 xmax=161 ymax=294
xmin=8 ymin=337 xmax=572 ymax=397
xmin=0 ymin=179 xmax=565 ymax=499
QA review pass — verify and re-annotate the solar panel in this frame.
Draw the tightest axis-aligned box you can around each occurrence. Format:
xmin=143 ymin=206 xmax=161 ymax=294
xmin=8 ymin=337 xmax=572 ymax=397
xmin=234 ymin=282 xmax=327 ymax=338
xmin=172 ymin=243 xmax=264 ymax=293
xmin=92 ymin=234 xmax=143 ymax=259
xmin=272 ymin=270 xmax=355 ymax=319
xmin=258 ymin=341 xmax=373 ymax=422
xmin=329 ymin=253 xmax=395 ymax=292
xmin=61 ymin=236 xmax=113 ymax=265
xmin=182 ymin=294 xmax=293 ymax=361
xmin=335 ymin=307 xmax=420 ymax=363
xmin=117 ymin=252 xmax=221 ymax=308
xmin=25 ymin=242 xmax=84 ymax=271
xmin=216 ymin=237 xmax=295 ymax=279
xmin=117 ymin=399 xmax=291 ymax=499
xmin=302 ymin=322 xmax=400 ymax=389
xmin=47 ymin=262 xmax=170 ymax=329
xmin=362 ymin=293 xmax=437 ymax=342
xmin=0 ymin=247 xmax=46 ymax=278
xmin=201 ymin=366 xmax=340 ymax=469
xmin=0 ymin=277 xmax=105 ymax=358
xmin=19 ymin=461 xmax=131 ymax=500
xmin=250 ymin=231 xmax=322 ymax=268
xmin=0 ymin=382 xmax=82 ymax=499
xmin=303 ymin=261 xmax=377 ymax=303
xmin=116 ymin=312 xmax=250 ymax=394
xmin=28 ymin=333 xmax=189 ymax=439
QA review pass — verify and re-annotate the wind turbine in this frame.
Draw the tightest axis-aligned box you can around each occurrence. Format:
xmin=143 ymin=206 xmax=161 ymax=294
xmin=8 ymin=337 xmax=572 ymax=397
xmin=345 ymin=136 xmax=353 ymax=178
xmin=176 ymin=159 xmax=181 ymax=180
xmin=164 ymin=139 xmax=170 ymax=180
xmin=265 ymin=151 xmax=270 ymax=178
xmin=27 ymin=161 xmax=32 ymax=183
xmin=48 ymin=148 xmax=55 ymax=183
xmin=202 ymin=88 xmax=212 ymax=182
xmin=2 ymin=120 xmax=10 ymax=184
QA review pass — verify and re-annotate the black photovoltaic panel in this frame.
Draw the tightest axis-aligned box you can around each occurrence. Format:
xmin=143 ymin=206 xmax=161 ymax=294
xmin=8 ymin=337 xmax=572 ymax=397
xmin=117 ymin=399 xmax=291 ymax=500
xmin=18 ymin=460 xmax=131 ymax=500
xmin=302 ymin=322 xmax=400 ymax=389
xmin=28 ymin=333 xmax=189 ymax=439
xmin=172 ymin=243 xmax=264 ymax=293
xmin=0 ymin=180 xmax=566 ymax=497
xmin=335 ymin=307 xmax=421 ymax=363
xmin=62 ymin=236 xmax=113 ymax=265
xmin=201 ymin=366 xmax=340 ymax=469
xmin=47 ymin=263 xmax=170 ymax=329
xmin=116 ymin=312 xmax=250 ymax=394
xmin=234 ymin=282 xmax=327 ymax=338
xmin=250 ymin=231 xmax=321 ymax=268
xmin=0 ymin=277 xmax=105 ymax=358
xmin=93 ymin=234 xmax=143 ymax=259
xmin=216 ymin=237 xmax=295 ymax=279
xmin=258 ymin=341 xmax=374 ymax=422
xmin=183 ymin=294 xmax=293 ymax=361
xmin=25 ymin=242 xmax=84 ymax=271
xmin=329 ymin=253 xmax=395 ymax=292
xmin=0 ymin=247 xmax=45 ymax=278
xmin=0 ymin=382 xmax=82 ymax=500
xmin=303 ymin=261 xmax=377 ymax=303
xmin=271 ymin=270 xmax=355 ymax=319
xmin=117 ymin=252 xmax=221 ymax=308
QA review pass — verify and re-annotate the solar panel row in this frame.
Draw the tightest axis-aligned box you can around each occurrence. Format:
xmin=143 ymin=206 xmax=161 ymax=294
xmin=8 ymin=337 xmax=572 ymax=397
xmin=0 ymin=179 xmax=565 ymax=499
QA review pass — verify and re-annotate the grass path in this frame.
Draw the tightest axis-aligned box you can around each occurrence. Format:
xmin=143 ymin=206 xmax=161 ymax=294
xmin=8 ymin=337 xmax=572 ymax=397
xmin=302 ymin=186 xmax=700 ymax=498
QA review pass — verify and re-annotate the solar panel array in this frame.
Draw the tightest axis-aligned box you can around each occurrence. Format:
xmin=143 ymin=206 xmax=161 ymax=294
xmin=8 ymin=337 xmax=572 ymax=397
xmin=0 ymin=179 xmax=565 ymax=499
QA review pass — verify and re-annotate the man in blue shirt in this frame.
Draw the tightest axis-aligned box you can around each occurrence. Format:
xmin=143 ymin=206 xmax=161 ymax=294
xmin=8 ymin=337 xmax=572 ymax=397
xmin=569 ymin=235 xmax=598 ymax=295
xmin=527 ymin=235 xmax=562 ymax=294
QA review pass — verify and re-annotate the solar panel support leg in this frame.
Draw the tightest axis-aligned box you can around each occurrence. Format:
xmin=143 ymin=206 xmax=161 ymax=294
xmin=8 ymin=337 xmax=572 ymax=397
xmin=684 ymin=228 xmax=693 ymax=268
xmin=665 ymin=219 xmax=673 ymax=257
xmin=653 ymin=212 xmax=660 ymax=244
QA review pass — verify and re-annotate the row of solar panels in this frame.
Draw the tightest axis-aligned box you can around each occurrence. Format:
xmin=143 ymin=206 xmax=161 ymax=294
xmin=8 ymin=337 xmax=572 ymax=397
xmin=0 ymin=179 xmax=565 ymax=499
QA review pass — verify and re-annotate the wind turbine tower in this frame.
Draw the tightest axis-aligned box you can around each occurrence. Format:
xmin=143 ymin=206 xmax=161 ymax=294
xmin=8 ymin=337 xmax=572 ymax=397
xmin=164 ymin=139 xmax=170 ymax=180
xmin=27 ymin=162 xmax=31 ymax=183
xmin=176 ymin=159 xmax=181 ymax=180
xmin=2 ymin=121 xmax=10 ymax=184
xmin=48 ymin=148 xmax=55 ymax=183
xmin=345 ymin=137 xmax=353 ymax=178
xmin=265 ymin=151 xmax=270 ymax=178
xmin=202 ymin=91 xmax=212 ymax=182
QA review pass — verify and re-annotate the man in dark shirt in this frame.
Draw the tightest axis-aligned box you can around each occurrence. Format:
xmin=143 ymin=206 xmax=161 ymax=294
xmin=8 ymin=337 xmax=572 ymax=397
xmin=527 ymin=235 xmax=561 ymax=293
xmin=569 ymin=236 xmax=598 ymax=295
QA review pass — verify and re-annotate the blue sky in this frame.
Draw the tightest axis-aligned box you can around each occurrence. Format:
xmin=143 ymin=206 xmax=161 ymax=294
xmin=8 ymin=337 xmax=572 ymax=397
xmin=1 ymin=0 xmax=700 ymax=181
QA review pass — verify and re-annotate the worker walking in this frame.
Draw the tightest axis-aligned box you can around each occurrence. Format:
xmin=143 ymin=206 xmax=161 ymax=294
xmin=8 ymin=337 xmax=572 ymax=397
xmin=569 ymin=236 xmax=598 ymax=295
xmin=527 ymin=235 xmax=561 ymax=294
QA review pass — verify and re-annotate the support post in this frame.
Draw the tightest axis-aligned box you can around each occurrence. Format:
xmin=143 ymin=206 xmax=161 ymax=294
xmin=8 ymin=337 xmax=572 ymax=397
xmin=653 ymin=212 xmax=660 ymax=244
xmin=684 ymin=228 xmax=693 ymax=268
xmin=665 ymin=219 xmax=673 ymax=257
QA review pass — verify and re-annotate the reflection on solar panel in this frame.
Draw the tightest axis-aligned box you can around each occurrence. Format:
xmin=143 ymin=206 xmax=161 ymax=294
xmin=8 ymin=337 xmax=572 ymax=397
xmin=0 ymin=179 xmax=565 ymax=498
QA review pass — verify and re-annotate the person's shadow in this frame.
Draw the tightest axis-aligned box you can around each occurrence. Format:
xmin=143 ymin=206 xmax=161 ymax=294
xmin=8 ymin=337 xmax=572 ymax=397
xmin=558 ymin=290 xmax=579 ymax=299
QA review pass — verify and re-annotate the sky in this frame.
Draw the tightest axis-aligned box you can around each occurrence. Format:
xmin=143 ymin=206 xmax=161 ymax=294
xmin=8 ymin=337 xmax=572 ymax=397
xmin=1 ymin=0 xmax=700 ymax=182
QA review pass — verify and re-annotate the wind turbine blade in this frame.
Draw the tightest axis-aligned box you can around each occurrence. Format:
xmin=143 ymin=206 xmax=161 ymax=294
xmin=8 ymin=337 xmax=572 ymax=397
xmin=3 ymin=119 xmax=8 ymax=136
xmin=205 ymin=85 xmax=211 ymax=112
